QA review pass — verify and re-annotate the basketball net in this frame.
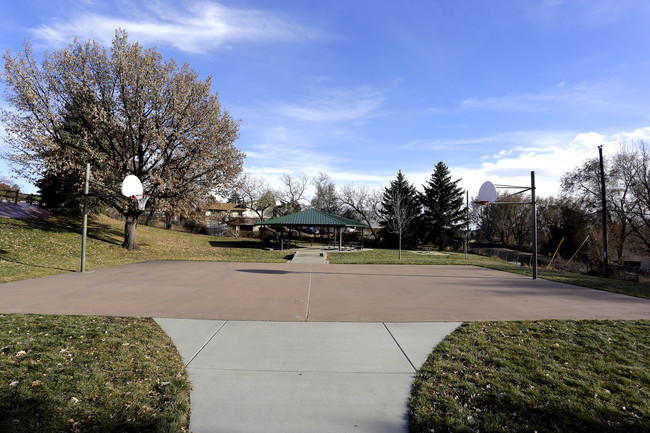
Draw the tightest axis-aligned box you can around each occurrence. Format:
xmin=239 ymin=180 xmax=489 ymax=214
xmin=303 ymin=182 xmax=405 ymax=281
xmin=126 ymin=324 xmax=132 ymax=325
xmin=132 ymin=194 xmax=150 ymax=211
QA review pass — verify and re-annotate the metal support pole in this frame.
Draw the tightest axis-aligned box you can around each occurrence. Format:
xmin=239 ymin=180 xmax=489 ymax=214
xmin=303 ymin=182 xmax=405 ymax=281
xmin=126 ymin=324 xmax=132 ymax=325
xmin=465 ymin=190 xmax=469 ymax=259
xmin=598 ymin=145 xmax=609 ymax=278
xmin=531 ymin=171 xmax=537 ymax=279
xmin=80 ymin=163 xmax=90 ymax=273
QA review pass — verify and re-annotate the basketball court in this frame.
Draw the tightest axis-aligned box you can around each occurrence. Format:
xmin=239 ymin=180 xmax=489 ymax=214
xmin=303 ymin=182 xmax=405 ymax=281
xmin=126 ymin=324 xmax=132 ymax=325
xmin=1 ymin=261 xmax=649 ymax=321
xmin=2 ymin=261 xmax=649 ymax=433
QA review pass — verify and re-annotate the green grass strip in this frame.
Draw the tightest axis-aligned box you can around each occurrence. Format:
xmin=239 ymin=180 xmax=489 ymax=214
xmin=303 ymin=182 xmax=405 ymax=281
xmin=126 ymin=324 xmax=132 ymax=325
xmin=0 ymin=314 xmax=190 ymax=432
xmin=410 ymin=320 xmax=650 ymax=433
xmin=328 ymin=249 xmax=650 ymax=299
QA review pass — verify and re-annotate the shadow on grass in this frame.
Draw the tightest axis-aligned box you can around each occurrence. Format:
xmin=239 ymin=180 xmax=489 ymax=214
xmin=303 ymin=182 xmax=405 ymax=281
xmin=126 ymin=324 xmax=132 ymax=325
xmin=0 ymin=392 xmax=178 ymax=433
xmin=208 ymin=240 xmax=265 ymax=249
xmin=21 ymin=216 xmax=124 ymax=245
xmin=0 ymin=255 xmax=75 ymax=272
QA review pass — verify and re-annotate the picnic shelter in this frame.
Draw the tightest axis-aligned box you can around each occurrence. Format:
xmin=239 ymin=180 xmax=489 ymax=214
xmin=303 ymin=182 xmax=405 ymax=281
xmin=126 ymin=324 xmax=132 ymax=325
xmin=254 ymin=208 xmax=370 ymax=251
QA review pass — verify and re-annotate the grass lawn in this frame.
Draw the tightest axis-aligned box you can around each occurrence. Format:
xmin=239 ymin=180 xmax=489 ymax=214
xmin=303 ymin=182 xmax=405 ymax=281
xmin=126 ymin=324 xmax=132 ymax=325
xmin=328 ymin=248 xmax=650 ymax=300
xmin=0 ymin=214 xmax=289 ymax=283
xmin=0 ymin=314 xmax=190 ymax=432
xmin=410 ymin=320 xmax=650 ymax=433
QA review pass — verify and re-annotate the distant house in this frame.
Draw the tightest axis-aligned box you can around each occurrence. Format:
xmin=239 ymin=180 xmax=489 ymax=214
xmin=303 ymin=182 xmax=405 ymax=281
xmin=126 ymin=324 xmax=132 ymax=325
xmin=205 ymin=202 xmax=246 ymax=219
xmin=204 ymin=202 xmax=273 ymax=235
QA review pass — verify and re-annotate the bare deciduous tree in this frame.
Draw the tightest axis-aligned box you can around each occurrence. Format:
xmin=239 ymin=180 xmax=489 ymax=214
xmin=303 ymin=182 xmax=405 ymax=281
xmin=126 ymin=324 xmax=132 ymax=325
xmin=237 ymin=174 xmax=275 ymax=222
xmin=562 ymin=152 xmax=632 ymax=262
xmin=276 ymin=173 xmax=308 ymax=215
xmin=338 ymin=184 xmax=381 ymax=240
xmin=615 ymin=141 xmax=650 ymax=254
xmin=310 ymin=172 xmax=339 ymax=214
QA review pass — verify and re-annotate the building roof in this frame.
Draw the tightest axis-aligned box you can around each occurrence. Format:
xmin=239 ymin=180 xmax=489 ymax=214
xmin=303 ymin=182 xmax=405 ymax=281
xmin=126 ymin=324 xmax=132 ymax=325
xmin=207 ymin=202 xmax=246 ymax=212
xmin=254 ymin=208 xmax=369 ymax=228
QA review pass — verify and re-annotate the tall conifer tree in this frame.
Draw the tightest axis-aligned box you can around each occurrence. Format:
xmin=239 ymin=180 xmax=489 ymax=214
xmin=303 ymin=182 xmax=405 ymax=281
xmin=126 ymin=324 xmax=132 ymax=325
xmin=420 ymin=162 xmax=465 ymax=250
xmin=379 ymin=171 xmax=421 ymax=257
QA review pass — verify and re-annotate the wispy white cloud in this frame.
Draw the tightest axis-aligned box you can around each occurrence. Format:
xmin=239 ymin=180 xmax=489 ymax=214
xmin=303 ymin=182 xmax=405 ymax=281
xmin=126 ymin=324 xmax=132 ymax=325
xmin=242 ymin=124 xmax=339 ymax=176
xmin=450 ymin=127 xmax=650 ymax=198
xmin=274 ymin=86 xmax=384 ymax=123
xmin=459 ymin=80 xmax=640 ymax=115
xmin=401 ymin=130 xmax=578 ymax=153
xmin=529 ymin=0 xmax=649 ymax=28
xmin=238 ymin=86 xmax=386 ymax=195
xmin=30 ymin=1 xmax=318 ymax=53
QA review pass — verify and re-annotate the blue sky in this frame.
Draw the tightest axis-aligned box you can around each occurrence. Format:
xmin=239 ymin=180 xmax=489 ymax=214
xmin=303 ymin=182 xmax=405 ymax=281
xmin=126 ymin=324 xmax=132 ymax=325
xmin=2 ymin=0 xmax=650 ymax=198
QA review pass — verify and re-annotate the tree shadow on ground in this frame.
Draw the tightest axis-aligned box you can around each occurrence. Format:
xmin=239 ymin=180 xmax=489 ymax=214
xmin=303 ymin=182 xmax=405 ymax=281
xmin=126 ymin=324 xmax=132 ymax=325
xmin=208 ymin=240 xmax=265 ymax=249
xmin=0 ymin=255 xmax=75 ymax=272
xmin=21 ymin=216 xmax=123 ymax=245
xmin=0 ymin=391 xmax=181 ymax=433
xmin=238 ymin=269 xmax=295 ymax=274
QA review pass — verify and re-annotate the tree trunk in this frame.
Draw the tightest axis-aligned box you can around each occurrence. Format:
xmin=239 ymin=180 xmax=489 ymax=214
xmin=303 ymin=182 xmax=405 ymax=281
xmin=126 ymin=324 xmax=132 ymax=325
xmin=398 ymin=230 xmax=402 ymax=260
xmin=123 ymin=214 xmax=141 ymax=251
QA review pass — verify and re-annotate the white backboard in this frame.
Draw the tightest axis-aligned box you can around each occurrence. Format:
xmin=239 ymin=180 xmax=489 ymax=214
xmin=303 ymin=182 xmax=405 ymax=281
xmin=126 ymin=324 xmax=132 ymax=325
xmin=121 ymin=175 xmax=143 ymax=197
xmin=478 ymin=181 xmax=497 ymax=203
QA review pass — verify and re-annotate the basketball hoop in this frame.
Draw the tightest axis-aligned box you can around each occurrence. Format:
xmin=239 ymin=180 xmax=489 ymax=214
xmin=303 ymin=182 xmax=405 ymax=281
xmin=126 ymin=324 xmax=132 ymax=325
xmin=132 ymin=194 xmax=150 ymax=211
xmin=477 ymin=181 xmax=497 ymax=204
xmin=477 ymin=200 xmax=489 ymax=205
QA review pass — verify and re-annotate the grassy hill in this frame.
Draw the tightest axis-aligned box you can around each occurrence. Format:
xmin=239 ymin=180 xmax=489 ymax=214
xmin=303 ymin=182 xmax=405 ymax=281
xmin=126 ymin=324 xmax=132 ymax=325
xmin=0 ymin=214 xmax=289 ymax=283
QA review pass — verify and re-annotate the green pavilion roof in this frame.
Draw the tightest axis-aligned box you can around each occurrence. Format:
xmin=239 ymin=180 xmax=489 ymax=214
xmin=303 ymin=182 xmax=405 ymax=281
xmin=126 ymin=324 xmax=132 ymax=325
xmin=254 ymin=208 xmax=369 ymax=228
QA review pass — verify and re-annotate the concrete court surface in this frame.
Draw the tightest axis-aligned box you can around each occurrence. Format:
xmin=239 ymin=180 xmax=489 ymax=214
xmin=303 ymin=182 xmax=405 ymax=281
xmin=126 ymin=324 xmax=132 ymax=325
xmin=1 ymin=261 xmax=650 ymax=321
xmin=155 ymin=319 xmax=461 ymax=433
xmin=2 ymin=261 xmax=650 ymax=432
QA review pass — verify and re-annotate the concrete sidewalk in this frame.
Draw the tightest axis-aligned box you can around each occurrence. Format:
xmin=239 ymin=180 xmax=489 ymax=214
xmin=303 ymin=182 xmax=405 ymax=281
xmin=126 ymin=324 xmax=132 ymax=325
xmin=156 ymin=319 xmax=461 ymax=433
xmin=290 ymin=249 xmax=329 ymax=264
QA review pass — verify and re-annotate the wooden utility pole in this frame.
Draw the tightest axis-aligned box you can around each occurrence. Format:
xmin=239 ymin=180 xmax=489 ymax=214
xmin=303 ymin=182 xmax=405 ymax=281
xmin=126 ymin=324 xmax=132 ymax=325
xmin=598 ymin=145 xmax=609 ymax=278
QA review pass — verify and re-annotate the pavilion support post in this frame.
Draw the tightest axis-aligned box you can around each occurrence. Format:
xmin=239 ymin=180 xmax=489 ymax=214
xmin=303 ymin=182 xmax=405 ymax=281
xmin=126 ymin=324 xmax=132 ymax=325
xmin=280 ymin=228 xmax=284 ymax=251
xmin=361 ymin=227 xmax=364 ymax=249
xmin=339 ymin=228 xmax=343 ymax=251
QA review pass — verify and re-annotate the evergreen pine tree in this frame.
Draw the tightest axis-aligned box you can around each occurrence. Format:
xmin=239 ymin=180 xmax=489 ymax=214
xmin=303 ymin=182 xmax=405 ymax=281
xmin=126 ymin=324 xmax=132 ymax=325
xmin=379 ymin=171 xmax=421 ymax=257
xmin=420 ymin=162 xmax=465 ymax=250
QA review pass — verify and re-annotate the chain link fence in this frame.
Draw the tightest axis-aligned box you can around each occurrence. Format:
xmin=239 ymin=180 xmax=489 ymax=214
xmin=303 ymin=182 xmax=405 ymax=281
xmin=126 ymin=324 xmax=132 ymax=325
xmin=471 ymin=246 xmax=550 ymax=268
xmin=471 ymin=246 xmax=650 ymax=284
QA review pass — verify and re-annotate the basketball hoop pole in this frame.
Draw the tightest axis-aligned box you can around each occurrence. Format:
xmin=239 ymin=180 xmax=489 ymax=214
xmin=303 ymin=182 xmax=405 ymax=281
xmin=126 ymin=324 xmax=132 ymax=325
xmin=81 ymin=163 xmax=90 ymax=272
xmin=531 ymin=171 xmax=537 ymax=280
xmin=79 ymin=165 xmax=148 ymax=272
xmin=478 ymin=171 xmax=537 ymax=279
